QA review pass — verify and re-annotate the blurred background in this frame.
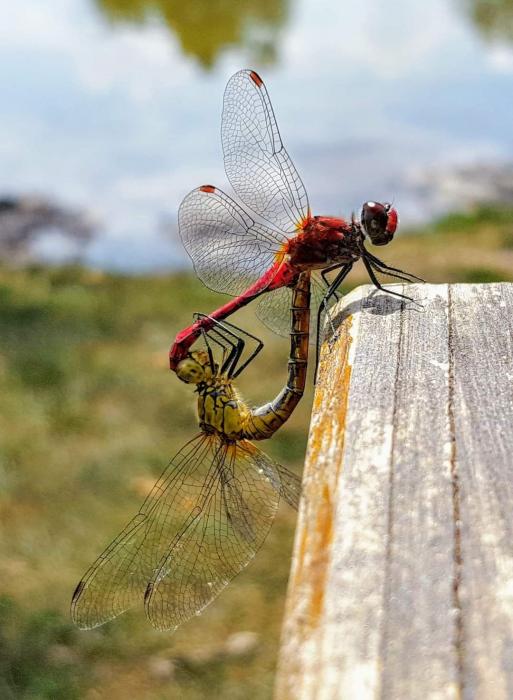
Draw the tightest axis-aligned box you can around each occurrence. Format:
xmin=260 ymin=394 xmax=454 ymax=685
xmin=1 ymin=0 xmax=513 ymax=698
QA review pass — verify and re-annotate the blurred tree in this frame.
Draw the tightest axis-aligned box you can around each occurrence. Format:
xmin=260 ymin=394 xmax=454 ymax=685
xmin=463 ymin=0 xmax=513 ymax=42
xmin=94 ymin=0 xmax=288 ymax=67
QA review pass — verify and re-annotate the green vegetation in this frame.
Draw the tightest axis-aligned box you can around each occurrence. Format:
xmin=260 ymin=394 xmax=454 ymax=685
xmin=93 ymin=0 xmax=513 ymax=69
xmin=95 ymin=0 xmax=288 ymax=67
xmin=463 ymin=0 xmax=513 ymax=42
xmin=0 ymin=206 xmax=512 ymax=698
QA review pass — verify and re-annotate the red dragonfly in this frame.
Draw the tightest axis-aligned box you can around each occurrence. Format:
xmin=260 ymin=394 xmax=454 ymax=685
xmin=170 ymin=69 xmax=421 ymax=370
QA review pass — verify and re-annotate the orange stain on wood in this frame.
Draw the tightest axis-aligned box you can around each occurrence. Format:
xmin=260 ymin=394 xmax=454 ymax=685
xmin=294 ymin=527 xmax=308 ymax=588
xmin=308 ymin=483 xmax=334 ymax=622
xmin=287 ymin=313 xmax=354 ymax=634
xmin=335 ymin=361 xmax=353 ymax=477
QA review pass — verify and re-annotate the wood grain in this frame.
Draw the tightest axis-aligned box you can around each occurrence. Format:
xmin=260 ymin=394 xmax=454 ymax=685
xmin=275 ymin=283 xmax=513 ymax=700
xmin=450 ymin=285 xmax=513 ymax=700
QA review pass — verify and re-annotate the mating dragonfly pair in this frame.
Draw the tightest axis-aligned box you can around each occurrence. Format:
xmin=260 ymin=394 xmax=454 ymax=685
xmin=72 ymin=70 xmax=420 ymax=633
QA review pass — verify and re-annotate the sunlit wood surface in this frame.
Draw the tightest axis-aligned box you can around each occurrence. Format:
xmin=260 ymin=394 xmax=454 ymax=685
xmin=275 ymin=283 xmax=513 ymax=700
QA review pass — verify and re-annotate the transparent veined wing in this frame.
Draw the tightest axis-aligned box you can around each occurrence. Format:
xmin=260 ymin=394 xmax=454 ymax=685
xmin=255 ymin=271 xmax=333 ymax=345
xmin=222 ymin=69 xmax=310 ymax=233
xmin=179 ymin=185 xmax=287 ymax=297
xmin=270 ymin=462 xmax=302 ymax=511
xmin=144 ymin=439 xmax=288 ymax=632
xmin=71 ymin=434 xmax=213 ymax=629
xmin=71 ymin=435 xmax=297 ymax=632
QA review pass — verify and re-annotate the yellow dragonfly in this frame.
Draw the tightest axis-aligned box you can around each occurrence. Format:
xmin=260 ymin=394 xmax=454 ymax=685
xmin=71 ymin=273 xmax=310 ymax=632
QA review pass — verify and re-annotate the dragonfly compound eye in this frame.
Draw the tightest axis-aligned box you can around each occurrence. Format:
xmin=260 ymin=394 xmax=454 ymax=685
xmin=361 ymin=201 xmax=397 ymax=246
xmin=175 ymin=357 xmax=206 ymax=384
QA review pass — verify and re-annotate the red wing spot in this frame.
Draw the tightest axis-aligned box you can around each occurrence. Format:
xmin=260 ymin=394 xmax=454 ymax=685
xmin=200 ymin=185 xmax=216 ymax=193
xmin=249 ymin=70 xmax=263 ymax=88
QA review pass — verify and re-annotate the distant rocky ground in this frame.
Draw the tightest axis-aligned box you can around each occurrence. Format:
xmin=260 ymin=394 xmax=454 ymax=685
xmin=411 ymin=161 xmax=513 ymax=214
xmin=0 ymin=195 xmax=96 ymax=264
xmin=2 ymin=162 xmax=512 ymax=268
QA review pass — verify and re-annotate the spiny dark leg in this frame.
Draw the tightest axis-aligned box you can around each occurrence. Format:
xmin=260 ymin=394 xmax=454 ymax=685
xmin=316 ymin=264 xmax=354 ymax=344
xmin=363 ymin=250 xmax=425 ymax=283
xmin=207 ymin=318 xmax=264 ymax=379
xmin=212 ymin=317 xmax=263 ymax=346
xmin=315 ymin=262 xmax=354 ymax=383
xmin=199 ymin=326 xmax=217 ymax=374
xmin=206 ymin=326 xmax=243 ymax=376
xmin=364 ymin=258 xmax=423 ymax=284
xmin=231 ymin=339 xmax=263 ymax=379
xmin=194 ymin=313 xmax=243 ymax=376
xmin=363 ymin=258 xmax=414 ymax=302
xmin=193 ymin=314 xmax=264 ymax=379
xmin=320 ymin=263 xmax=345 ymax=301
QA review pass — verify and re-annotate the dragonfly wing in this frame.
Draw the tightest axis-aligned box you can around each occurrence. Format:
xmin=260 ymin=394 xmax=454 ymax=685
xmin=255 ymin=273 xmax=327 ymax=345
xmin=179 ymin=186 xmax=287 ymax=296
xmin=255 ymin=285 xmax=292 ymax=339
xmin=222 ymin=69 xmax=310 ymax=233
xmin=71 ymin=434 xmax=213 ymax=629
xmin=144 ymin=439 xmax=284 ymax=632
xmin=275 ymin=464 xmax=302 ymax=511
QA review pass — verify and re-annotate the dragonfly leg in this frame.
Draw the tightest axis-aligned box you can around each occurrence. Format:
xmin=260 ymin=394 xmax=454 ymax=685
xmin=193 ymin=314 xmax=264 ymax=379
xmin=314 ymin=262 xmax=354 ymax=383
xmin=215 ymin=319 xmax=264 ymax=379
xmin=196 ymin=321 xmax=243 ymax=376
xmin=320 ymin=263 xmax=346 ymax=302
xmin=363 ymin=250 xmax=425 ymax=283
xmin=362 ymin=257 xmax=415 ymax=302
xmin=319 ymin=264 xmax=350 ymax=340
xmin=194 ymin=314 xmax=245 ymax=376
xmin=367 ymin=264 xmax=422 ymax=284
xmin=199 ymin=326 xmax=216 ymax=374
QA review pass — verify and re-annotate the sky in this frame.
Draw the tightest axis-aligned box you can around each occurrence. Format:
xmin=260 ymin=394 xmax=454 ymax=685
xmin=1 ymin=0 xmax=512 ymax=270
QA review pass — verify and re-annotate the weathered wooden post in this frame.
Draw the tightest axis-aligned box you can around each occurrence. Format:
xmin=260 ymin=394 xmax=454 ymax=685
xmin=275 ymin=283 xmax=513 ymax=700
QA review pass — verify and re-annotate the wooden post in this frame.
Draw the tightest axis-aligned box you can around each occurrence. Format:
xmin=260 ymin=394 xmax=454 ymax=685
xmin=275 ymin=283 xmax=513 ymax=700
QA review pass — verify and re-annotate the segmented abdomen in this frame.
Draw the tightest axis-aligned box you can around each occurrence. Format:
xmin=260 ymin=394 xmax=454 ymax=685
xmin=242 ymin=272 xmax=310 ymax=440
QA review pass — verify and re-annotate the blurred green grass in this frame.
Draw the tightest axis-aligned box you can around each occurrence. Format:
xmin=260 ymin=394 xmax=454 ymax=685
xmin=1 ymin=205 xmax=513 ymax=699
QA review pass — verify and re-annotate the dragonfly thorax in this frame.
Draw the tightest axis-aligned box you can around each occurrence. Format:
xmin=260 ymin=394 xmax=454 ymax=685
xmin=287 ymin=217 xmax=363 ymax=270
xmin=198 ymin=378 xmax=250 ymax=441
xmin=176 ymin=351 xmax=251 ymax=438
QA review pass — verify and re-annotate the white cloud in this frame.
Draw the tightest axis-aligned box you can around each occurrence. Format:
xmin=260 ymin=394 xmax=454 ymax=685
xmin=2 ymin=0 xmax=195 ymax=101
xmin=0 ymin=1 xmax=75 ymax=50
xmin=488 ymin=44 xmax=513 ymax=74
xmin=283 ymin=0 xmax=470 ymax=79
xmin=74 ymin=23 xmax=194 ymax=100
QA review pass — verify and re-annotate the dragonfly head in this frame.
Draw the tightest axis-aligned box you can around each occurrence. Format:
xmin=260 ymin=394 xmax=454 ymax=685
xmin=361 ymin=202 xmax=398 ymax=246
xmin=175 ymin=350 xmax=216 ymax=384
